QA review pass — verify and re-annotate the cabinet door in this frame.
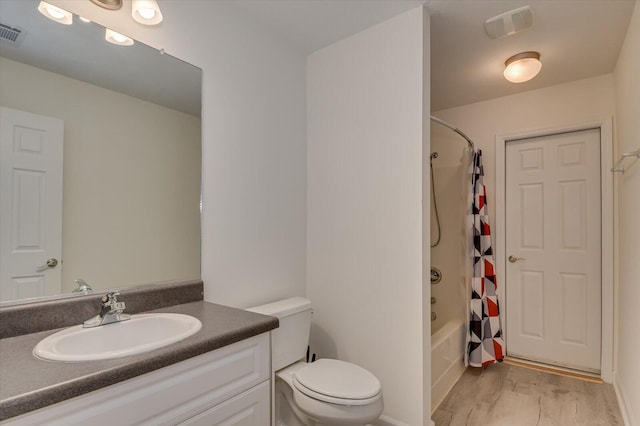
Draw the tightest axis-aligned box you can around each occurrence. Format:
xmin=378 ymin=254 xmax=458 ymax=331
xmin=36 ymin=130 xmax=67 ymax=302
xmin=180 ymin=382 xmax=269 ymax=426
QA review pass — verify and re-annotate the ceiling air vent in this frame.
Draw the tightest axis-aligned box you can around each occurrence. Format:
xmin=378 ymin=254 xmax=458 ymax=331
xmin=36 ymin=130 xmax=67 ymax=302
xmin=0 ymin=23 xmax=26 ymax=45
xmin=485 ymin=6 xmax=534 ymax=39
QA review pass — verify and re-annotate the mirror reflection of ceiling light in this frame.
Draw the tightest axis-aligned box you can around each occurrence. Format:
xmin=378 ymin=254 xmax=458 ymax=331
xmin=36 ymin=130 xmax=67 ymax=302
xmin=37 ymin=1 xmax=73 ymax=25
xmin=105 ymin=28 xmax=134 ymax=46
xmin=503 ymin=51 xmax=542 ymax=83
xmin=132 ymin=0 xmax=163 ymax=25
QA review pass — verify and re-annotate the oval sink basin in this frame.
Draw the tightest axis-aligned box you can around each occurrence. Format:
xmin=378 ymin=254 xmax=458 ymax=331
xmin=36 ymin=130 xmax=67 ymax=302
xmin=33 ymin=313 xmax=202 ymax=362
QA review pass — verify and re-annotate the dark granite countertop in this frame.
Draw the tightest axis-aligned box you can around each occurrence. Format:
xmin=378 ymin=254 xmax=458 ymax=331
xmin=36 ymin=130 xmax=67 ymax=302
xmin=0 ymin=301 xmax=278 ymax=421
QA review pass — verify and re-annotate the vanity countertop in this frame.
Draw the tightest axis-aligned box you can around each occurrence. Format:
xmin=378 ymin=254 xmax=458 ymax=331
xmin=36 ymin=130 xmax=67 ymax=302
xmin=0 ymin=301 xmax=278 ymax=421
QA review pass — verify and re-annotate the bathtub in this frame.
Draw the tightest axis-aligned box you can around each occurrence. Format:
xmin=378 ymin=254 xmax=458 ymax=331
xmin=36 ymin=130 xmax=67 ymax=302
xmin=431 ymin=319 xmax=466 ymax=412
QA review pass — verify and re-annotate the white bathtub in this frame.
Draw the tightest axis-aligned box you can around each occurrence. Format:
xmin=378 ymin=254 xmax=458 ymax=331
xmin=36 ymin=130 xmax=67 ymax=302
xmin=431 ymin=319 xmax=466 ymax=412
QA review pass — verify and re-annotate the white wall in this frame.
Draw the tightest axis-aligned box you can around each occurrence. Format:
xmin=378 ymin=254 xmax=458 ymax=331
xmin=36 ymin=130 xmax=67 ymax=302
xmin=307 ymin=7 xmax=428 ymax=424
xmin=48 ymin=0 xmax=308 ymax=307
xmin=613 ymin=1 xmax=640 ymax=423
xmin=433 ymin=74 xmax=616 ymax=235
xmin=0 ymin=57 xmax=201 ymax=293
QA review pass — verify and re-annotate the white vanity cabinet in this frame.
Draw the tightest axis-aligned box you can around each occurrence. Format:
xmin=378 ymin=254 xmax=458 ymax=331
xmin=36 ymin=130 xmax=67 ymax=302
xmin=5 ymin=333 xmax=271 ymax=426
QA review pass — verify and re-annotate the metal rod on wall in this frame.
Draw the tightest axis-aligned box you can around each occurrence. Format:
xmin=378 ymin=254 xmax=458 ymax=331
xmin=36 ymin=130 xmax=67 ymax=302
xmin=430 ymin=116 xmax=475 ymax=149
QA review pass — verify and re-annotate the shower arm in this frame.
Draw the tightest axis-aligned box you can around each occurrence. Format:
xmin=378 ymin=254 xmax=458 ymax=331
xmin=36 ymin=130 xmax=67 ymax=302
xmin=430 ymin=116 xmax=475 ymax=149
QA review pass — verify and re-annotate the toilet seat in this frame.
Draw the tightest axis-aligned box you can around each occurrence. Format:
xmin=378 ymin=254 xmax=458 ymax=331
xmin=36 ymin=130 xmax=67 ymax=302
xmin=293 ymin=359 xmax=382 ymax=406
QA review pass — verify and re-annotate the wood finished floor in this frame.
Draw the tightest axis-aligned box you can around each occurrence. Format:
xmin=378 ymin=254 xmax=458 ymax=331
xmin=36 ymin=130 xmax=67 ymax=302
xmin=432 ymin=363 xmax=623 ymax=426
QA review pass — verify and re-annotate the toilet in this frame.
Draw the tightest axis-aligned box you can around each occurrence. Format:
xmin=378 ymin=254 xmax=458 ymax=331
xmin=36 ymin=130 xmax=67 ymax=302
xmin=247 ymin=297 xmax=383 ymax=426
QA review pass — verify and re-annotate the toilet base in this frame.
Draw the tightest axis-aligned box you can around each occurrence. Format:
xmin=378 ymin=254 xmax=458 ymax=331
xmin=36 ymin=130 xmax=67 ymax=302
xmin=275 ymin=377 xmax=312 ymax=426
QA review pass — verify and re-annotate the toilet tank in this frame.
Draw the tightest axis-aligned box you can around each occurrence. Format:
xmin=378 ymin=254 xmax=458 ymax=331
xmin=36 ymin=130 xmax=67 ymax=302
xmin=247 ymin=297 xmax=312 ymax=371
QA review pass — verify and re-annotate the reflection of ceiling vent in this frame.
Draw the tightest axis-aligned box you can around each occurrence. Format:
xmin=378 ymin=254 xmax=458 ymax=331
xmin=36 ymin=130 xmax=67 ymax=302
xmin=0 ymin=23 xmax=26 ymax=45
xmin=485 ymin=6 xmax=534 ymax=39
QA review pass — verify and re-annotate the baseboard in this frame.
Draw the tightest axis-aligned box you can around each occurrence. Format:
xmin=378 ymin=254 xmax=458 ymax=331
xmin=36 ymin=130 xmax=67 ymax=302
xmin=504 ymin=357 xmax=602 ymax=383
xmin=614 ymin=379 xmax=634 ymax=426
xmin=373 ymin=415 xmax=411 ymax=426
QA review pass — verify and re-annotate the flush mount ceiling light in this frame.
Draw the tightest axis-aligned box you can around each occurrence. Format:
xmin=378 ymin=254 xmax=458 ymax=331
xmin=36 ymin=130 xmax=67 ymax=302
xmin=132 ymin=0 xmax=163 ymax=25
xmin=37 ymin=1 xmax=73 ymax=25
xmin=105 ymin=28 xmax=134 ymax=46
xmin=503 ymin=51 xmax=542 ymax=83
xmin=90 ymin=0 xmax=122 ymax=10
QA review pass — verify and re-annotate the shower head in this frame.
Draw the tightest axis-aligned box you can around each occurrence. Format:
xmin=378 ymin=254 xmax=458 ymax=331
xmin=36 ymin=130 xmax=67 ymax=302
xmin=430 ymin=152 xmax=439 ymax=160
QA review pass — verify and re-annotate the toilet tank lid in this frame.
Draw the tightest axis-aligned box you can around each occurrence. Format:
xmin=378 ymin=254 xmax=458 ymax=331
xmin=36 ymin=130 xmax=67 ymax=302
xmin=246 ymin=297 xmax=312 ymax=318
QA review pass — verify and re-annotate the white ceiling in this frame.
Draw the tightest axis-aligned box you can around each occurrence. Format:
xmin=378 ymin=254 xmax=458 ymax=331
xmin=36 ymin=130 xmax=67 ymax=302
xmin=229 ymin=0 xmax=424 ymax=53
xmin=229 ymin=0 xmax=636 ymax=111
xmin=1 ymin=0 xmax=634 ymax=115
xmin=427 ymin=0 xmax=635 ymax=111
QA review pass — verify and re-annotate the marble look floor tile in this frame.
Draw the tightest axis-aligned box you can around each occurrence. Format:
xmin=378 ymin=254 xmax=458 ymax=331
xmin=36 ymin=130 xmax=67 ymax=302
xmin=433 ymin=363 xmax=623 ymax=426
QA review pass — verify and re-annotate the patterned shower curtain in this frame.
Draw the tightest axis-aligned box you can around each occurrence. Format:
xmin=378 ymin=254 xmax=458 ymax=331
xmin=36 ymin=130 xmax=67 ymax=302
xmin=466 ymin=149 xmax=505 ymax=367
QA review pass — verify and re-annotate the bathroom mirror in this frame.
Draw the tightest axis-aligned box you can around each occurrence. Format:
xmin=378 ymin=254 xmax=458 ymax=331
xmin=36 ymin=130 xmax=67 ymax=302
xmin=0 ymin=0 xmax=202 ymax=304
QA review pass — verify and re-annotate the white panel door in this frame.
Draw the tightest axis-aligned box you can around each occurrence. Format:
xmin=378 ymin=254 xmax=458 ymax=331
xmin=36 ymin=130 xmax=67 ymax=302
xmin=505 ymin=128 xmax=601 ymax=372
xmin=0 ymin=107 xmax=63 ymax=302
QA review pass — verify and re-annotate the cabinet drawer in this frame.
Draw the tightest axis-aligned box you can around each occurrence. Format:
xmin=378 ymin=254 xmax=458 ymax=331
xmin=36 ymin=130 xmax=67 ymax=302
xmin=179 ymin=381 xmax=269 ymax=426
xmin=6 ymin=333 xmax=270 ymax=426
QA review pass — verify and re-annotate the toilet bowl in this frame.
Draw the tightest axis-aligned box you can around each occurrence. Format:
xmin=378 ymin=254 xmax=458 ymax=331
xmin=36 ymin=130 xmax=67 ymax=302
xmin=247 ymin=297 xmax=384 ymax=426
xmin=278 ymin=360 xmax=383 ymax=425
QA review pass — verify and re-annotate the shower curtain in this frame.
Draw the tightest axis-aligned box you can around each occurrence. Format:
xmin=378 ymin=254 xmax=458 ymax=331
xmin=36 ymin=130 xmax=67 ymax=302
xmin=465 ymin=149 xmax=505 ymax=367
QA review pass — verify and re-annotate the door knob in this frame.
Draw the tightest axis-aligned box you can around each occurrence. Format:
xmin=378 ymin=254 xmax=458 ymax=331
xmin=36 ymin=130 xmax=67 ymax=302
xmin=508 ymin=255 xmax=525 ymax=263
xmin=36 ymin=258 xmax=58 ymax=271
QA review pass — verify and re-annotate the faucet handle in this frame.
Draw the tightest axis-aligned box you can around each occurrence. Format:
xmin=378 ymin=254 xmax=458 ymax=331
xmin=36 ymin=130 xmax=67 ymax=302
xmin=101 ymin=292 xmax=121 ymax=306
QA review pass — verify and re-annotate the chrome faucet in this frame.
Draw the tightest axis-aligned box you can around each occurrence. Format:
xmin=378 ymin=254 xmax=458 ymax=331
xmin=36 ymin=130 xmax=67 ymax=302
xmin=72 ymin=278 xmax=93 ymax=295
xmin=83 ymin=292 xmax=131 ymax=328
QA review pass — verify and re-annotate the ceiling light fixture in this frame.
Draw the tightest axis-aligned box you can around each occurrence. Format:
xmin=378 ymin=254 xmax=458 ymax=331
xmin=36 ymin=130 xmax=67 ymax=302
xmin=90 ymin=0 xmax=122 ymax=10
xmin=90 ymin=0 xmax=163 ymax=26
xmin=105 ymin=28 xmax=134 ymax=46
xmin=37 ymin=1 xmax=73 ymax=25
xmin=132 ymin=0 xmax=163 ymax=25
xmin=503 ymin=51 xmax=542 ymax=83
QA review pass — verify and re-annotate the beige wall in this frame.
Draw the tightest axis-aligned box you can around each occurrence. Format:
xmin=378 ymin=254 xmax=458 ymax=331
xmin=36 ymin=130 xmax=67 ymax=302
xmin=613 ymin=1 xmax=640 ymax=423
xmin=433 ymin=74 xmax=616 ymax=239
xmin=307 ymin=7 xmax=428 ymax=423
xmin=0 ymin=57 xmax=201 ymax=293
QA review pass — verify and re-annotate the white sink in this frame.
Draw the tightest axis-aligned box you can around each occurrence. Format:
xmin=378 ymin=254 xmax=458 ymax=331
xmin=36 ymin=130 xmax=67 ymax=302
xmin=33 ymin=313 xmax=202 ymax=362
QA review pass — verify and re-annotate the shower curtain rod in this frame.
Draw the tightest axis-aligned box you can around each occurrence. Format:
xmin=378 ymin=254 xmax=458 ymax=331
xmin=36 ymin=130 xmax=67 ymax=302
xmin=430 ymin=116 xmax=475 ymax=149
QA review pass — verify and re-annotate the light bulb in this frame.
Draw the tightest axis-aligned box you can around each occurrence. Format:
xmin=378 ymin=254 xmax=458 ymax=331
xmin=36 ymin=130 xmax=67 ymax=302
xmin=132 ymin=0 xmax=163 ymax=25
xmin=138 ymin=8 xmax=155 ymax=20
xmin=105 ymin=28 xmax=134 ymax=46
xmin=112 ymin=33 xmax=127 ymax=43
xmin=37 ymin=1 xmax=73 ymax=25
xmin=46 ymin=5 xmax=65 ymax=19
